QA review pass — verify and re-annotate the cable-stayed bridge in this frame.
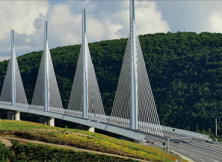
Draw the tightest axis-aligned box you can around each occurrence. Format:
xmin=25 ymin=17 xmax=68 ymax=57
xmin=0 ymin=0 xmax=210 ymax=143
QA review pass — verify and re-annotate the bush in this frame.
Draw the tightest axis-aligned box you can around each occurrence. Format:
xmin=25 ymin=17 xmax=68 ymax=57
xmin=11 ymin=142 xmax=137 ymax=162
xmin=0 ymin=141 xmax=13 ymax=162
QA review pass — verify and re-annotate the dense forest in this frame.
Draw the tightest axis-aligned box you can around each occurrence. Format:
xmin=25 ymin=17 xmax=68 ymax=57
xmin=0 ymin=32 xmax=222 ymax=135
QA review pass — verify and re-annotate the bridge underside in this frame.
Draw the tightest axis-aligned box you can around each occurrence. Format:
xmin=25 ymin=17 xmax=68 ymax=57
xmin=0 ymin=104 xmax=146 ymax=142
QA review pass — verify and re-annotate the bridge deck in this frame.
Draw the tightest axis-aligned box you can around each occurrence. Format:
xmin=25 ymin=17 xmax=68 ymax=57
xmin=0 ymin=104 xmax=146 ymax=142
xmin=0 ymin=104 xmax=210 ymax=142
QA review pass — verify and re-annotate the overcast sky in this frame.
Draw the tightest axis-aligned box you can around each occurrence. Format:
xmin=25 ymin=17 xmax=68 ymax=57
xmin=1 ymin=0 xmax=222 ymax=61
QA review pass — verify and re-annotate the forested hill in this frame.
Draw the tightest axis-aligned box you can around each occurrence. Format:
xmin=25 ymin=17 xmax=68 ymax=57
xmin=0 ymin=31 xmax=222 ymax=135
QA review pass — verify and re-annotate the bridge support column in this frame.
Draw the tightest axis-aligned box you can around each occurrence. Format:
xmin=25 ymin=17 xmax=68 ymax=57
xmin=15 ymin=111 xmax=20 ymax=120
xmin=7 ymin=111 xmax=20 ymax=120
xmin=130 ymin=0 xmax=138 ymax=130
xmin=48 ymin=117 xmax=55 ymax=127
xmin=39 ymin=116 xmax=54 ymax=127
xmin=87 ymin=127 xmax=95 ymax=132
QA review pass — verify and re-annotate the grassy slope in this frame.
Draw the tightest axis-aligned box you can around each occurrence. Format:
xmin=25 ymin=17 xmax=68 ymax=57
xmin=1 ymin=141 xmax=138 ymax=162
xmin=0 ymin=120 xmax=181 ymax=162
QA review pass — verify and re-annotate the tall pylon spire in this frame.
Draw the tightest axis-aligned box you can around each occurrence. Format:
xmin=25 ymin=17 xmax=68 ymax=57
xmin=44 ymin=21 xmax=49 ymax=111
xmin=11 ymin=30 xmax=16 ymax=107
xmin=68 ymin=9 xmax=106 ymax=122
xmin=82 ymin=9 xmax=88 ymax=119
xmin=111 ymin=0 xmax=163 ymax=136
xmin=31 ymin=21 xmax=63 ymax=110
xmin=129 ymin=0 xmax=138 ymax=130
xmin=0 ymin=30 xmax=28 ymax=109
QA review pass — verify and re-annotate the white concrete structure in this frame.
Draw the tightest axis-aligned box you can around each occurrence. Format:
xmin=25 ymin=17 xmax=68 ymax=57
xmin=129 ymin=0 xmax=138 ymax=130
xmin=44 ymin=21 xmax=50 ymax=112
xmin=82 ymin=9 xmax=88 ymax=119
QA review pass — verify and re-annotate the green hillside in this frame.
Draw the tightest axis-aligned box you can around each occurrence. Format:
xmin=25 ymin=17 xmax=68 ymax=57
xmin=0 ymin=31 xmax=222 ymax=135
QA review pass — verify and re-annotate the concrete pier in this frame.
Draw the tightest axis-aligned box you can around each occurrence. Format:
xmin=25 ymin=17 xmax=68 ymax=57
xmin=15 ymin=111 xmax=20 ymax=120
xmin=88 ymin=127 xmax=95 ymax=132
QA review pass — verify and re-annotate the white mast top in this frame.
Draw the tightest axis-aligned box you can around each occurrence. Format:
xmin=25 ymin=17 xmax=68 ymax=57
xmin=82 ymin=8 xmax=88 ymax=119
xmin=44 ymin=20 xmax=49 ymax=111
xmin=82 ymin=9 xmax=86 ymax=33
xmin=130 ymin=0 xmax=135 ymax=21
xmin=11 ymin=29 xmax=16 ymax=107
xmin=44 ymin=21 xmax=48 ymax=42
xmin=11 ymin=30 xmax=15 ymax=50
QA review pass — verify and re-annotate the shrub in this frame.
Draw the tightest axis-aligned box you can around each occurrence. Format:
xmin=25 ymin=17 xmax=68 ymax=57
xmin=0 ymin=141 xmax=13 ymax=162
xmin=11 ymin=142 xmax=137 ymax=162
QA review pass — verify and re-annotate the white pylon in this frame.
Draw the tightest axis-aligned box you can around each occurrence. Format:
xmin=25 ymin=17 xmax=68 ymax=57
xmin=11 ymin=30 xmax=20 ymax=120
xmin=0 ymin=30 xmax=28 ymax=119
xmin=11 ymin=30 xmax=16 ymax=107
xmin=68 ymin=9 xmax=106 ymax=122
xmin=82 ymin=9 xmax=88 ymax=119
xmin=44 ymin=21 xmax=49 ymax=112
xmin=130 ymin=0 xmax=138 ymax=130
xmin=31 ymin=21 xmax=63 ymax=110
xmin=111 ymin=0 xmax=163 ymax=136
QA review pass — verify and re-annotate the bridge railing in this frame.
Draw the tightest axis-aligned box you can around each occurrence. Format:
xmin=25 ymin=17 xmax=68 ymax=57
xmin=49 ymin=107 xmax=107 ymax=123
xmin=106 ymin=115 xmax=163 ymax=136
xmin=29 ymin=105 xmax=44 ymax=111
xmin=0 ymin=102 xmax=212 ymax=139
xmin=88 ymin=113 xmax=107 ymax=123
xmin=0 ymin=101 xmax=29 ymax=109
xmin=0 ymin=102 xmax=161 ymax=135
xmin=161 ymin=125 xmax=210 ymax=141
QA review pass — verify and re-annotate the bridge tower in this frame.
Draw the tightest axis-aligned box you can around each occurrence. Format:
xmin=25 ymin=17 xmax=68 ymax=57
xmin=129 ymin=0 xmax=138 ymax=130
xmin=68 ymin=9 xmax=106 ymax=124
xmin=11 ymin=30 xmax=20 ymax=120
xmin=111 ymin=0 xmax=163 ymax=136
xmin=0 ymin=30 xmax=28 ymax=120
xmin=11 ymin=30 xmax=16 ymax=108
xmin=82 ymin=9 xmax=88 ymax=119
xmin=44 ymin=21 xmax=49 ymax=112
xmin=32 ymin=21 xmax=63 ymax=126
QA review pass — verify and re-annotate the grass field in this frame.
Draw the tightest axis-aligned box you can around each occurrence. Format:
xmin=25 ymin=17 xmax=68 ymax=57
xmin=0 ymin=120 xmax=183 ymax=162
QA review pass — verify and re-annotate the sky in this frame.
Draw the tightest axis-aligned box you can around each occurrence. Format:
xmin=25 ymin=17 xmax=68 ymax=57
xmin=1 ymin=0 xmax=222 ymax=61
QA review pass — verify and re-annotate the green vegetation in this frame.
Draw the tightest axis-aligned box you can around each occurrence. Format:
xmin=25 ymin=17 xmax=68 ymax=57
xmin=10 ymin=141 xmax=137 ymax=162
xmin=0 ymin=32 xmax=222 ymax=135
xmin=0 ymin=120 xmax=181 ymax=162
xmin=0 ymin=140 xmax=137 ymax=162
xmin=0 ymin=141 xmax=13 ymax=162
